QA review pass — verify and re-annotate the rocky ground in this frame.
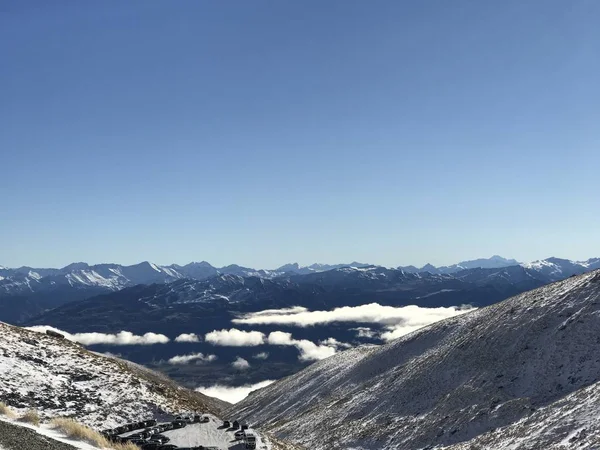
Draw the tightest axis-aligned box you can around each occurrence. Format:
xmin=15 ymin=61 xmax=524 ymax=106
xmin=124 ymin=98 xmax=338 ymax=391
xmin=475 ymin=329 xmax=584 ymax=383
xmin=0 ymin=420 xmax=76 ymax=450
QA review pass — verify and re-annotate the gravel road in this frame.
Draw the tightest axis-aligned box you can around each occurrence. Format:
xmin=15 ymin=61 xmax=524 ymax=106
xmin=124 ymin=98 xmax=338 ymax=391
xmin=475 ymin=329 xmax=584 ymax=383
xmin=0 ymin=420 xmax=77 ymax=450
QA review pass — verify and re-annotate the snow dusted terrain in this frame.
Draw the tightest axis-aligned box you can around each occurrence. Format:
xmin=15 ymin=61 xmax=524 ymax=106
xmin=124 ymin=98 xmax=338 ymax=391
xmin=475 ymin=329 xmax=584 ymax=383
xmin=0 ymin=322 xmax=226 ymax=429
xmin=232 ymin=270 xmax=600 ymax=449
xmin=0 ymin=322 xmax=296 ymax=449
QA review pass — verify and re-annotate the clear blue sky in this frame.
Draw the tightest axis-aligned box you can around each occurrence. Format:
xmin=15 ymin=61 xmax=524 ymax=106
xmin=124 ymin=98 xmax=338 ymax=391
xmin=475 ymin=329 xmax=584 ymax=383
xmin=1 ymin=1 xmax=598 ymax=269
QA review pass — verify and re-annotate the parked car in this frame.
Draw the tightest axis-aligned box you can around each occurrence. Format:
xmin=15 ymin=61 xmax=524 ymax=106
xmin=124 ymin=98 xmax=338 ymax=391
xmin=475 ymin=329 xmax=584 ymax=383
xmin=171 ymin=419 xmax=187 ymax=429
xmin=235 ymin=430 xmax=246 ymax=440
xmin=149 ymin=434 xmax=170 ymax=444
xmin=175 ymin=414 xmax=194 ymax=423
xmin=141 ymin=444 xmax=160 ymax=450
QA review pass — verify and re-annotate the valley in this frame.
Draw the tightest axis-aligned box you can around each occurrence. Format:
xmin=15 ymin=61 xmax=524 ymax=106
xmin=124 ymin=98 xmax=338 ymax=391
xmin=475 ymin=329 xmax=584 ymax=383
xmin=2 ymin=256 xmax=596 ymax=390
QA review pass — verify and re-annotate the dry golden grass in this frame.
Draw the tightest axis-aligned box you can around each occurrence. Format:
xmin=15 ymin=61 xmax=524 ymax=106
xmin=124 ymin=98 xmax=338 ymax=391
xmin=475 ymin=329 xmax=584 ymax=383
xmin=18 ymin=409 xmax=40 ymax=426
xmin=0 ymin=401 xmax=16 ymax=418
xmin=50 ymin=417 xmax=138 ymax=450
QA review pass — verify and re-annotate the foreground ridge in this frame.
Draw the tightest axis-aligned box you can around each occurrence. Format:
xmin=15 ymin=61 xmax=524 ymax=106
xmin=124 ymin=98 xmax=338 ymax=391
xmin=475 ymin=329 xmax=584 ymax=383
xmin=232 ymin=270 xmax=600 ymax=449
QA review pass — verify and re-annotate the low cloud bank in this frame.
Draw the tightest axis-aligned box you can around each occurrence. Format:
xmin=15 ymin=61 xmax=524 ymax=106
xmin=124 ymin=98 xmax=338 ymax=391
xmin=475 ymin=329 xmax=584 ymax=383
xmin=205 ymin=329 xmax=265 ymax=346
xmin=27 ymin=326 xmax=170 ymax=345
xmin=248 ymin=306 xmax=308 ymax=316
xmin=168 ymin=352 xmax=217 ymax=365
xmin=233 ymin=303 xmax=476 ymax=341
xmin=203 ymin=327 xmax=342 ymax=361
xmin=267 ymin=331 xmax=337 ymax=361
xmin=319 ymin=337 xmax=352 ymax=349
xmin=196 ymin=380 xmax=276 ymax=404
xmin=175 ymin=333 xmax=201 ymax=343
xmin=232 ymin=357 xmax=251 ymax=370
xmin=351 ymin=327 xmax=376 ymax=338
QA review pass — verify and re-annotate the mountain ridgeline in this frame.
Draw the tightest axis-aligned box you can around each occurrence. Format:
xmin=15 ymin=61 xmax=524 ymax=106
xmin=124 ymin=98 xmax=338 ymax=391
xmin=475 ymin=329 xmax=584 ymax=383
xmin=2 ymin=256 xmax=599 ymax=325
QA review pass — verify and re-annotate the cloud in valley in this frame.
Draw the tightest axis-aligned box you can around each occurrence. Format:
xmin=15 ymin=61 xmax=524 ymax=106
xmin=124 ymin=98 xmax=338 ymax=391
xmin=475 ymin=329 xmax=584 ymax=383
xmin=175 ymin=333 xmax=201 ymax=343
xmin=252 ymin=352 xmax=269 ymax=360
xmin=203 ymin=327 xmax=341 ymax=361
xmin=168 ymin=352 xmax=217 ymax=365
xmin=196 ymin=380 xmax=276 ymax=404
xmin=231 ymin=357 xmax=251 ymax=370
xmin=267 ymin=331 xmax=337 ymax=361
xmin=319 ymin=337 xmax=352 ymax=349
xmin=27 ymin=326 xmax=170 ymax=345
xmin=249 ymin=306 xmax=308 ymax=316
xmin=205 ymin=328 xmax=266 ymax=346
xmin=351 ymin=327 xmax=376 ymax=338
xmin=233 ymin=303 xmax=476 ymax=341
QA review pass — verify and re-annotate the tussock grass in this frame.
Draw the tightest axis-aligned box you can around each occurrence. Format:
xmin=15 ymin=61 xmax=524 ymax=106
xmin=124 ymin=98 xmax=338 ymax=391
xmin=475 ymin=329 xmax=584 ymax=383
xmin=0 ymin=401 xmax=16 ymax=418
xmin=18 ymin=409 xmax=40 ymax=426
xmin=50 ymin=417 xmax=138 ymax=450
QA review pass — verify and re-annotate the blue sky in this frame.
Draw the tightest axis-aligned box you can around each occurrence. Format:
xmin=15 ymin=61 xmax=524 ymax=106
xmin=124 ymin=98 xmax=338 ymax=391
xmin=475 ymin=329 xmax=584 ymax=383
xmin=1 ymin=1 xmax=598 ymax=269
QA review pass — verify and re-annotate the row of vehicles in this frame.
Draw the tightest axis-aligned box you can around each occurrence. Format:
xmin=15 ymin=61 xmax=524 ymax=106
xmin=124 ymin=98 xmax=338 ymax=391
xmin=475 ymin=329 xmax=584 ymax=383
xmin=101 ymin=415 xmax=214 ymax=449
xmin=222 ymin=420 xmax=256 ymax=449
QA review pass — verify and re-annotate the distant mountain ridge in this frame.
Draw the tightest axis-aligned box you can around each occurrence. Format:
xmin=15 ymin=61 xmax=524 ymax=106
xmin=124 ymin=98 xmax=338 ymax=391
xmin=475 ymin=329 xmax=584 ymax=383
xmin=2 ymin=256 xmax=599 ymax=323
xmin=3 ymin=255 xmax=597 ymax=293
xmin=399 ymin=255 xmax=520 ymax=274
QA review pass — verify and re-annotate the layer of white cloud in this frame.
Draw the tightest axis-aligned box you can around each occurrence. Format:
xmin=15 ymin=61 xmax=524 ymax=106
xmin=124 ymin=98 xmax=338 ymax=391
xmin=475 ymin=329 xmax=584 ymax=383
xmin=196 ymin=380 xmax=276 ymax=404
xmin=267 ymin=331 xmax=336 ymax=361
xmin=249 ymin=306 xmax=309 ymax=316
xmin=351 ymin=327 xmax=376 ymax=338
xmin=203 ymin=328 xmax=342 ymax=361
xmin=234 ymin=303 xmax=476 ymax=341
xmin=27 ymin=326 xmax=170 ymax=345
xmin=205 ymin=328 xmax=265 ymax=346
xmin=175 ymin=333 xmax=201 ymax=343
xmin=319 ymin=337 xmax=352 ymax=349
xmin=252 ymin=352 xmax=269 ymax=360
xmin=232 ymin=357 xmax=251 ymax=370
xmin=168 ymin=352 xmax=217 ymax=365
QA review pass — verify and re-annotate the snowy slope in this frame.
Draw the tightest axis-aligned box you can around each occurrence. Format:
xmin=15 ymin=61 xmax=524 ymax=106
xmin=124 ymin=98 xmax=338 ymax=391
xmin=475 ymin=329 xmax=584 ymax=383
xmin=0 ymin=322 xmax=226 ymax=429
xmin=232 ymin=270 xmax=600 ymax=449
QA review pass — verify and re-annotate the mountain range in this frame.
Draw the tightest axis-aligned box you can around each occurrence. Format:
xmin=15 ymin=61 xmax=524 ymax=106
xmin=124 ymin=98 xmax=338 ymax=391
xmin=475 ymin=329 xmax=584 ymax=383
xmin=4 ymin=261 xmax=600 ymax=449
xmin=2 ymin=255 xmax=598 ymax=298
xmin=16 ymin=256 xmax=600 ymax=390
xmin=232 ymin=269 xmax=600 ymax=449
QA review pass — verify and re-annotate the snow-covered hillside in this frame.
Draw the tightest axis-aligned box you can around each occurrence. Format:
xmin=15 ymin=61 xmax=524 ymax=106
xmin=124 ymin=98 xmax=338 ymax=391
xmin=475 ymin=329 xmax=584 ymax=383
xmin=0 ymin=322 xmax=226 ymax=429
xmin=232 ymin=270 xmax=600 ymax=449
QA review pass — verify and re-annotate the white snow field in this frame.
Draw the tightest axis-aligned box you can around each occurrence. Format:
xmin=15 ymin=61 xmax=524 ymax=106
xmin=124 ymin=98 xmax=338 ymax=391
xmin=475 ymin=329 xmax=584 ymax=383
xmin=160 ymin=416 xmax=270 ymax=449
xmin=232 ymin=270 xmax=600 ymax=449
